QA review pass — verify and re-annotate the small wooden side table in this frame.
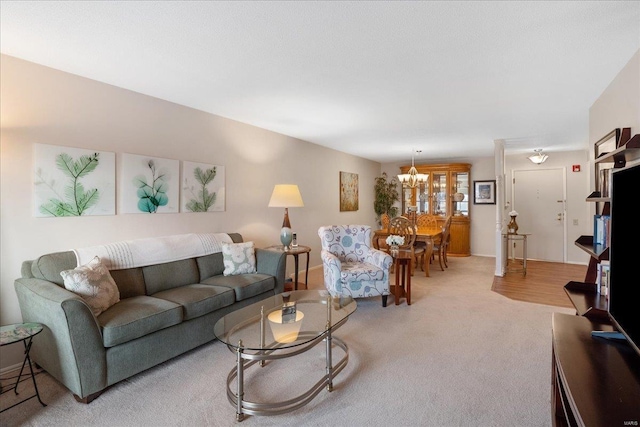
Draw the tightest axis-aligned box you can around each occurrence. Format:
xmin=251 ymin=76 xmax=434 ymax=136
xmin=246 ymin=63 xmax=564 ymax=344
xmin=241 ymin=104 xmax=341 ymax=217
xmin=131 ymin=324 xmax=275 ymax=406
xmin=0 ymin=323 xmax=47 ymax=413
xmin=266 ymin=245 xmax=311 ymax=291
xmin=390 ymin=249 xmax=412 ymax=305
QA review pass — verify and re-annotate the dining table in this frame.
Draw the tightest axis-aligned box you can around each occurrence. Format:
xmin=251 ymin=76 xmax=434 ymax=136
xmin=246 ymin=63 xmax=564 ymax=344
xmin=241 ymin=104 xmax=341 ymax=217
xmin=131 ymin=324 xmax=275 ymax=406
xmin=373 ymin=226 xmax=442 ymax=277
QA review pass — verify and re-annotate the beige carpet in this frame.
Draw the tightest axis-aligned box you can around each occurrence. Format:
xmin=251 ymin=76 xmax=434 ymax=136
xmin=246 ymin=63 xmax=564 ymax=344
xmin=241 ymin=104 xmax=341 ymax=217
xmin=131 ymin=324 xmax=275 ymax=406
xmin=0 ymin=256 xmax=574 ymax=426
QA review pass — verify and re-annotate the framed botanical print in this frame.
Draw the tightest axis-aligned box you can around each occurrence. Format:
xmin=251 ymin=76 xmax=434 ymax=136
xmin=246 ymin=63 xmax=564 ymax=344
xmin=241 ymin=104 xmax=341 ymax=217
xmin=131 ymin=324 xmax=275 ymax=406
xmin=473 ymin=180 xmax=496 ymax=205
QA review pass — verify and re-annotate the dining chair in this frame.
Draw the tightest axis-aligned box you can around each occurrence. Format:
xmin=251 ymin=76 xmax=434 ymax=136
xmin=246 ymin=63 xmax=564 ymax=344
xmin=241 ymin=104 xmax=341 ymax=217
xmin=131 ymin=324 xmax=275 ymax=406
xmin=414 ymin=214 xmax=437 ymax=267
xmin=433 ymin=216 xmax=452 ymax=270
xmin=389 ymin=216 xmax=425 ymax=276
xmin=416 ymin=214 xmax=438 ymax=228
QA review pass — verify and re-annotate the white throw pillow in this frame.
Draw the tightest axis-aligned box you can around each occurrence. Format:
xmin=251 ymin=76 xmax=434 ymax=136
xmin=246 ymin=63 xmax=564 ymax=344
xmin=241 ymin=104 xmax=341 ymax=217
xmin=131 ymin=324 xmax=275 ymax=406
xmin=60 ymin=256 xmax=120 ymax=316
xmin=222 ymin=241 xmax=257 ymax=276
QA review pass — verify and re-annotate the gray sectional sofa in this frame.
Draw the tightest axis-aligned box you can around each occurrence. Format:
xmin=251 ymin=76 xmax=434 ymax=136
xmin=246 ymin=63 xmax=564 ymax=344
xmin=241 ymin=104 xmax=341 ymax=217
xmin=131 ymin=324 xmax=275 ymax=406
xmin=14 ymin=233 xmax=286 ymax=403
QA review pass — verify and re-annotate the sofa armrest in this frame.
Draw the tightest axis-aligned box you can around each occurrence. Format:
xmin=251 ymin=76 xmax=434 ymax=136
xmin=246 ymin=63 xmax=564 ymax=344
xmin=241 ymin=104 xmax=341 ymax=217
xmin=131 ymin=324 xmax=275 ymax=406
xmin=14 ymin=277 xmax=107 ymax=399
xmin=255 ymin=248 xmax=286 ymax=294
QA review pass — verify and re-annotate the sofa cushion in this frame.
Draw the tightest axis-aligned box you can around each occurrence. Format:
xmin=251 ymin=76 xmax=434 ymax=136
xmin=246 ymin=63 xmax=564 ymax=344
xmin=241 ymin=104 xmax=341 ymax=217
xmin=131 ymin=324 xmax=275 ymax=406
xmin=194 ymin=232 xmax=250 ymax=281
xmin=109 ymin=267 xmax=146 ymax=299
xmin=142 ymin=258 xmax=199 ymax=295
xmin=31 ymin=251 xmax=77 ymax=286
xmin=98 ymin=296 xmax=183 ymax=347
xmin=201 ymin=273 xmax=275 ymax=301
xmin=195 ymin=253 xmax=225 ymax=281
xmin=60 ymin=256 xmax=120 ymax=316
xmin=152 ymin=284 xmax=235 ymax=321
xmin=222 ymin=241 xmax=257 ymax=276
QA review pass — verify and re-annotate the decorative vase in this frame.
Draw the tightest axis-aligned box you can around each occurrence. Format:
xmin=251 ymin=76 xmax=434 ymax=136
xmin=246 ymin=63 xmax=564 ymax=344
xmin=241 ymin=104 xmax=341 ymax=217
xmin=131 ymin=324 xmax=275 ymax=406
xmin=390 ymin=244 xmax=400 ymax=256
xmin=507 ymin=215 xmax=519 ymax=234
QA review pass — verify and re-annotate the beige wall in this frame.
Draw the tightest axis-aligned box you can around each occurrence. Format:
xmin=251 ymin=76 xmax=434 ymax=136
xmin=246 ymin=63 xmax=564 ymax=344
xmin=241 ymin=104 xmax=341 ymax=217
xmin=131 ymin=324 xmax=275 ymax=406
xmin=590 ymin=49 xmax=640 ymax=147
xmin=0 ymin=55 xmax=382 ymax=367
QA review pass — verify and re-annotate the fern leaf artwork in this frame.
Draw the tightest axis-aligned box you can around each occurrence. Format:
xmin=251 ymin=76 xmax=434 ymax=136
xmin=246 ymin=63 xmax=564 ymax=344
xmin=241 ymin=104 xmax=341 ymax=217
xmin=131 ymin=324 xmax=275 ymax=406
xmin=121 ymin=154 xmax=179 ymax=214
xmin=182 ymin=162 xmax=225 ymax=212
xmin=34 ymin=144 xmax=115 ymax=217
xmin=134 ymin=160 xmax=169 ymax=213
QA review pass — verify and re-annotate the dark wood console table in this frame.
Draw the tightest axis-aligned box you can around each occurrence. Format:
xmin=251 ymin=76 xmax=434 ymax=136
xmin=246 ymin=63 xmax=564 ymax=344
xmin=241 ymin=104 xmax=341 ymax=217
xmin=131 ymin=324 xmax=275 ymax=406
xmin=551 ymin=313 xmax=640 ymax=426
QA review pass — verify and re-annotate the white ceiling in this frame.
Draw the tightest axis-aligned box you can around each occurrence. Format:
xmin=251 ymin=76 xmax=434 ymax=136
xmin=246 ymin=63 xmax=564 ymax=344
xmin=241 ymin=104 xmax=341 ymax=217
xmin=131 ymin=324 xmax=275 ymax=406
xmin=1 ymin=1 xmax=639 ymax=164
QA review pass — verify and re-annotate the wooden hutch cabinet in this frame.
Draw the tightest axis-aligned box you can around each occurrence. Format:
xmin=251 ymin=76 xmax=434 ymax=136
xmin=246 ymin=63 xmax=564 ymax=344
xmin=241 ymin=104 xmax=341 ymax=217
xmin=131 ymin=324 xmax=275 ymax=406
xmin=399 ymin=163 xmax=471 ymax=256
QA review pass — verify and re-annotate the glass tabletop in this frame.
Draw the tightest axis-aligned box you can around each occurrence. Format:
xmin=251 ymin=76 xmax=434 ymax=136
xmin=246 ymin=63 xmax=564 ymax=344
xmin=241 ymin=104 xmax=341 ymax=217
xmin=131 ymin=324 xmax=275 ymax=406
xmin=214 ymin=290 xmax=356 ymax=351
xmin=0 ymin=323 xmax=43 ymax=346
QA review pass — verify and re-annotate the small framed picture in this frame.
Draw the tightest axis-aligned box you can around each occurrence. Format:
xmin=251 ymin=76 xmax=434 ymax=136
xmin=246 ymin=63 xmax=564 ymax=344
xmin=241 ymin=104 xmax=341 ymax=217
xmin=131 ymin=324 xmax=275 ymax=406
xmin=473 ymin=180 xmax=496 ymax=205
xmin=291 ymin=232 xmax=298 ymax=247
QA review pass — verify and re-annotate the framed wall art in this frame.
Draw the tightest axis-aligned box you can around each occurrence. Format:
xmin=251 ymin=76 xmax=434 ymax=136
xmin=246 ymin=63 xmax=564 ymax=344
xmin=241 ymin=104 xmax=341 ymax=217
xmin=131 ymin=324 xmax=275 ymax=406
xmin=34 ymin=143 xmax=115 ymax=217
xmin=121 ymin=153 xmax=179 ymax=214
xmin=473 ymin=180 xmax=496 ymax=205
xmin=181 ymin=161 xmax=225 ymax=212
xmin=340 ymin=171 xmax=359 ymax=211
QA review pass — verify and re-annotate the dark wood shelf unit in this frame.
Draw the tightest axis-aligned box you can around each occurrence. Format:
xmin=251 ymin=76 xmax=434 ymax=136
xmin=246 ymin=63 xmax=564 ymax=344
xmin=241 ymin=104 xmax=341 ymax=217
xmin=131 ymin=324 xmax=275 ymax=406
xmin=595 ymin=133 xmax=640 ymax=168
xmin=554 ymin=129 xmax=640 ymax=426
xmin=552 ymin=313 xmax=640 ymax=427
xmin=574 ymin=235 xmax=609 ymax=260
xmin=563 ymin=281 xmax=609 ymax=320
xmin=566 ymin=130 xmax=639 ymax=309
xmin=585 ymin=191 xmax=610 ymax=203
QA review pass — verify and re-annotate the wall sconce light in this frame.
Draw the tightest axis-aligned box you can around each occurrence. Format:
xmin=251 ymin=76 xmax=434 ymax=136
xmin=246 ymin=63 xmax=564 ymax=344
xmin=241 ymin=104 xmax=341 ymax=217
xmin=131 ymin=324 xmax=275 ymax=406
xmin=528 ymin=149 xmax=549 ymax=165
xmin=268 ymin=184 xmax=304 ymax=250
xmin=397 ymin=149 xmax=429 ymax=188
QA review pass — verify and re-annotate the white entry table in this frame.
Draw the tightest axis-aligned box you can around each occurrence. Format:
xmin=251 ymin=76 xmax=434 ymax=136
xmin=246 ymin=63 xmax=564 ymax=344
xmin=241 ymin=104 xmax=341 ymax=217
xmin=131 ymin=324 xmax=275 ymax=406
xmin=503 ymin=233 xmax=531 ymax=276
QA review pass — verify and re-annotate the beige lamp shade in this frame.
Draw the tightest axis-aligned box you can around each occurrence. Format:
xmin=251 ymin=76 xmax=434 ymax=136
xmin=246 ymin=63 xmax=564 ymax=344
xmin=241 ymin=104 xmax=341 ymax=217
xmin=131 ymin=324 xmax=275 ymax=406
xmin=268 ymin=185 xmax=305 ymax=208
xmin=268 ymin=310 xmax=304 ymax=343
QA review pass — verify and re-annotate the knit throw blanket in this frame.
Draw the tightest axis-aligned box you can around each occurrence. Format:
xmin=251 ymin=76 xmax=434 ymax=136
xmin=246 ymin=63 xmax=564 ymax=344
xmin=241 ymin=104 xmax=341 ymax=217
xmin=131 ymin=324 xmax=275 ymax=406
xmin=73 ymin=233 xmax=233 ymax=270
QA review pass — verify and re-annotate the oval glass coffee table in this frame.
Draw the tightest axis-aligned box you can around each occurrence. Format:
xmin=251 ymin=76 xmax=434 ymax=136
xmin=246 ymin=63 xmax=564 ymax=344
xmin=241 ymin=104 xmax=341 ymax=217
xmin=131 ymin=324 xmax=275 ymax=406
xmin=214 ymin=290 xmax=356 ymax=421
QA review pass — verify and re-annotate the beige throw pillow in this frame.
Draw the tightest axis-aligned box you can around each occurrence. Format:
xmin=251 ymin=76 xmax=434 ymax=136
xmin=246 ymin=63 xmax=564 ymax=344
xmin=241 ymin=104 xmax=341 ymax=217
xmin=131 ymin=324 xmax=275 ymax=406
xmin=60 ymin=256 xmax=120 ymax=316
xmin=222 ymin=241 xmax=257 ymax=276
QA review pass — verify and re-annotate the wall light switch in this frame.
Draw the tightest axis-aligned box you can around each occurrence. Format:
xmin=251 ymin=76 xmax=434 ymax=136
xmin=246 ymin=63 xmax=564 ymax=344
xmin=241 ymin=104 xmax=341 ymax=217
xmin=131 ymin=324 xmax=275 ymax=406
xmin=573 ymin=219 xmax=579 ymax=226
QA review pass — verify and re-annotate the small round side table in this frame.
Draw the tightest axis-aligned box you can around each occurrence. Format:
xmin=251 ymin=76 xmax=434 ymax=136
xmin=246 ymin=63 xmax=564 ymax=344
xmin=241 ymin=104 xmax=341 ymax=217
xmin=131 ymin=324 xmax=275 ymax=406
xmin=266 ymin=245 xmax=311 ymax=291
xmin=0 ymin=322 xmax=47 ymax=413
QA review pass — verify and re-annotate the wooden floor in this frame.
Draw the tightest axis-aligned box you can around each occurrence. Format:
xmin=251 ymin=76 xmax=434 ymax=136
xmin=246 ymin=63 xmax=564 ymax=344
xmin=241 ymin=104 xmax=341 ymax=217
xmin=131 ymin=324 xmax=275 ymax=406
xmin=492 ymin=260 xmax=587 ymax=309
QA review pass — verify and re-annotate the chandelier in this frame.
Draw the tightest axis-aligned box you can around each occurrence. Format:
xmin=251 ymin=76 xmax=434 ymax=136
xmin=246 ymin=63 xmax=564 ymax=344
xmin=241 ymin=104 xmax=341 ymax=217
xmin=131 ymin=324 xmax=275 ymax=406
xmin=397 ymin=150 xmax=428 ymax=188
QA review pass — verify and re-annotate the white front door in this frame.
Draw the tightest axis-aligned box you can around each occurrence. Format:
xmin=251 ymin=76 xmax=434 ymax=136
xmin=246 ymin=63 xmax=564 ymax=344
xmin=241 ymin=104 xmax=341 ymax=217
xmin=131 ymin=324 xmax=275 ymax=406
xmin=512 ymin=168 xmax=566 ymax=262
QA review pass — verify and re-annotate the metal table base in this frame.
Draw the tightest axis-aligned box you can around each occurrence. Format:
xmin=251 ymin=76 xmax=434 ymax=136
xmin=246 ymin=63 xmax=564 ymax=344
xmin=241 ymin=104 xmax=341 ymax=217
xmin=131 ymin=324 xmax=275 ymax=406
xmin=225 ymin=328 xmax=348 ymax=421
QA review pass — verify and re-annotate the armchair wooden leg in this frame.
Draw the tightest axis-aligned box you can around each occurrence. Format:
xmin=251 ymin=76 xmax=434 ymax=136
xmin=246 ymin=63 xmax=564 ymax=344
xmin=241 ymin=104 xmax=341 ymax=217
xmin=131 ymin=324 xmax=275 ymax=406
xmin=382 ymin=295 xmax=388 ymax=307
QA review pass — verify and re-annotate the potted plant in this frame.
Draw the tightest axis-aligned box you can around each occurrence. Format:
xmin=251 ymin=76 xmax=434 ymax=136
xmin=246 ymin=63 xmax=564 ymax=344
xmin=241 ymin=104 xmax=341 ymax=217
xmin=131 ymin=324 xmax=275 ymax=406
xmin=374 ymin=172 xmax=399 ymax=227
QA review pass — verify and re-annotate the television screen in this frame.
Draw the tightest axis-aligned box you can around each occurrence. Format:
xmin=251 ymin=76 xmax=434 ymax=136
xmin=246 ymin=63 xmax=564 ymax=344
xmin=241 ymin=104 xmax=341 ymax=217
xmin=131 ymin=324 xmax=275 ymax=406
xmin=608 ymin=161 xmax=640 ymax=357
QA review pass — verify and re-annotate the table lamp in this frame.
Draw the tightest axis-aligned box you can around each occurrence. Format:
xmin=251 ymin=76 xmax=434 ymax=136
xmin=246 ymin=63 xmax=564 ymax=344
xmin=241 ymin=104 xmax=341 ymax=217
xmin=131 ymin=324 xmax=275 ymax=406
xmin=268 ymin=184 xmax=304 ymax=250
xmin=267 ymin=309 xmax=305 ymax=343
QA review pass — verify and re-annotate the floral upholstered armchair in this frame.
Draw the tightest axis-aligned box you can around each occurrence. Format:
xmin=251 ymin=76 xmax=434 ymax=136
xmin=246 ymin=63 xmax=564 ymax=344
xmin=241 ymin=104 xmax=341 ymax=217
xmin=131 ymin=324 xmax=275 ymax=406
xmin=317 ymin=225 xmax=393 ymax=307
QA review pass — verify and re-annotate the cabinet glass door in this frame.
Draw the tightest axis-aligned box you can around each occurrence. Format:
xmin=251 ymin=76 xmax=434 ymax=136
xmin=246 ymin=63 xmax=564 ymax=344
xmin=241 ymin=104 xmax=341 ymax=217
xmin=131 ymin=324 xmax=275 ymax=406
xmin=417 ymin=180 xmax=429 ymax=214
xmin=452 ymin=171 xmax=469 ymax=217
xmin=432 ymin=172 xmax=448 ymax=216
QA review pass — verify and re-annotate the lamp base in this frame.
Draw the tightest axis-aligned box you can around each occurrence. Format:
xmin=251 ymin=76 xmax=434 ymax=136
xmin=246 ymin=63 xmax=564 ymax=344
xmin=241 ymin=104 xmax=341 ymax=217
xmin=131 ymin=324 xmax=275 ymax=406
xmin=280 ymin=227 xmax=293 ymax=250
